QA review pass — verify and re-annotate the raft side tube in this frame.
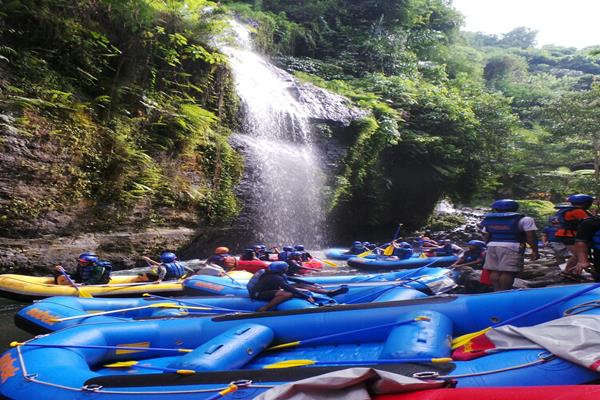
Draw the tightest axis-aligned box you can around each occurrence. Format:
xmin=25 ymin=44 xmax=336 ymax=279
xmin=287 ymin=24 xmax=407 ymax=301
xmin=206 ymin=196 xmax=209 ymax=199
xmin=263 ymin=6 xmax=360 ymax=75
xmin=380 ymin=311 xmax=452 ymax=360
xmin=168 ymin=323 xmax=273 ymax=371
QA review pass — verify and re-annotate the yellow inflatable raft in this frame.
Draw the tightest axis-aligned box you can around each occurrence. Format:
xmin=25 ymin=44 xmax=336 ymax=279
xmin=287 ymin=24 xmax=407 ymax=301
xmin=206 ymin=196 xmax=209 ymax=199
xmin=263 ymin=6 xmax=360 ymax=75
xmin=0 ymin=271 xmax=252 ymax=302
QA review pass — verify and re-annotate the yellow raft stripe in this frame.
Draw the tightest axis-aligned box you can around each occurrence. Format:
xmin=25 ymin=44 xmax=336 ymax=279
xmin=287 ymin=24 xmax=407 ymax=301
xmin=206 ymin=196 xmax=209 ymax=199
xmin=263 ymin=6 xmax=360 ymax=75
xmin=116 ymin=342 xmax=151 ymax=355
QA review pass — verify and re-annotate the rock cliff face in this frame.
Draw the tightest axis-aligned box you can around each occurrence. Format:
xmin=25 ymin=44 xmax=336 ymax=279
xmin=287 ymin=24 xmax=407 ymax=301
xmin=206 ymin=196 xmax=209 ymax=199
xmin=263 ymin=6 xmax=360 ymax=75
xmin=0 ymin=61 xmax=368 ymax=272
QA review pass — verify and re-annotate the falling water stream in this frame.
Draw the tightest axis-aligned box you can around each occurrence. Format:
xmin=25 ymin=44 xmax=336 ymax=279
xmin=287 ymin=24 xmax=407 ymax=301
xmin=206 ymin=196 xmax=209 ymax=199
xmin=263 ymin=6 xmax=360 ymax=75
xmin=221 ymin=21 xmax=326 ymax=247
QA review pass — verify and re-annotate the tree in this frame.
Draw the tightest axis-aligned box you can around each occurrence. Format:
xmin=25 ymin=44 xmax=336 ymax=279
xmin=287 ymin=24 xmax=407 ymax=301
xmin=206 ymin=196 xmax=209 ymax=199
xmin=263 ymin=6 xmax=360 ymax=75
xmin=499 ymin=27 xmax=537 ymax=49
xmin=546 ymin=83 xmax=600 ymax=197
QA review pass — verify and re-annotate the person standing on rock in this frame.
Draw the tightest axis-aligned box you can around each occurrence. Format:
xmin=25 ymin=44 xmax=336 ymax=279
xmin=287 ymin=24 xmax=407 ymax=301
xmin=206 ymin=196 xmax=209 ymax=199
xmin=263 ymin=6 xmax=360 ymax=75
xmin=554 ymin=194 xmax=594 ymax=274
xmin=571 ymin=216 xmax=600 ymax=281
xmin=541 ymin=205 xmax=571 ymax=265
xmin=480 ymin=199 xmax=539 ymax=291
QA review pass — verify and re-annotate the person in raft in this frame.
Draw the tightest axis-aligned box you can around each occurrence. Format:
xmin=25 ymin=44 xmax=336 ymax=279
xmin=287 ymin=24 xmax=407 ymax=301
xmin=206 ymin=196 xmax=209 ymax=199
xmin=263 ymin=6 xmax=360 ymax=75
xmin=206 ymin=246 xmax=237 ymax=269
xmin=250 ymin=262 xmax=348 ymax=312
xmin=554 ymin=194 xmax=594 ymax=274
xmin=294 ymin=244 xmax=313 ymax=261
xmin=141 ymin=251 xmax=194 ymax=282
xmin=348 ymin=241 xmax=366 ymax=254
xmin=390 ymin=241 xmax=414 ymax=259
xmin=451 ymin=240 xmax=487 ymax=270
xmin=480 ymin=199 xmax=539 ymax=291
xmin=54 ymin=252 xmax=112 ymax=285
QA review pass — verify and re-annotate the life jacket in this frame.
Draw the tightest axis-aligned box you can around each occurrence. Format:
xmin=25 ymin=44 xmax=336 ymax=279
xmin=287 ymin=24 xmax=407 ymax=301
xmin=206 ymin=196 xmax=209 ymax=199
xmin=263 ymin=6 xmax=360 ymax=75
xmin=247 ymin=269 xmax=266 ymax=298
xmin=555 ymin=207 xmax=591 ymax=231
xmin=278 ymin=251 xmax=290 ymax=261
xmin=349 ymin=246 xmax=365 ymax=255
xmin=162 ymin=261 xmax=186 ymax=280
xmin=543 ymin=226 xmax=558 ymax=242
xmin=392 ymin=247 xmax=412 ymax=260
xmin=462 ymin=249 xmax=484 ymax=267
xmin=480 ymin=212 xmax=526 ymax=243
xmin=97 ymin=260 xmax=112 ymax=284
xmin=76 ymin=264 xmax=93 ymax=282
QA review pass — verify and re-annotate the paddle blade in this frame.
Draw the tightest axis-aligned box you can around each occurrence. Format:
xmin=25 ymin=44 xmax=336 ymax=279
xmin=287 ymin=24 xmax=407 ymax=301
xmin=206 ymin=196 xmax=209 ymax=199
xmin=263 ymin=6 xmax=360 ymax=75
xmin=356 ymin=250 xmax=372 ymax=258
xmin=104 ymin=361 xmax=138 ymax=368
xmin=451 ymin=327 xmax=491 ymax=349
xmin=319 ymin=259 xmax=337 ymax=267
xmin=266 ymin=341 xmax=301 ymax=351
xmin=77 ymin=289 xmax=93 ymax=298
xmin=382 ymin=245 xmax=394 ymax=256
xmin=263 ymin=359 xmax=316 ymax=369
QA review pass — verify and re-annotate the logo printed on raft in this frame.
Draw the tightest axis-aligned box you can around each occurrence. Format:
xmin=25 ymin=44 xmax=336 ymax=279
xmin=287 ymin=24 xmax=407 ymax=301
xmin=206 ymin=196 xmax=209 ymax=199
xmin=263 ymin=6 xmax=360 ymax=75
xmin=193 ymin=281 xmax=224 ymax=292
xmin=0 ymin=353 xmax=18 ymax=383
xmin=26 ymin=308 xmax=57 ymax=325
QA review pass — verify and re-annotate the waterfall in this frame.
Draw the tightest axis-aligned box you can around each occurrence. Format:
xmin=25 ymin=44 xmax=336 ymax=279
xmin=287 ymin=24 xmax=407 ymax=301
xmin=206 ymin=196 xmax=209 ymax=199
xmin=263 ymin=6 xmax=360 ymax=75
xmin=221 ymin=21 xmax=326 ymax=247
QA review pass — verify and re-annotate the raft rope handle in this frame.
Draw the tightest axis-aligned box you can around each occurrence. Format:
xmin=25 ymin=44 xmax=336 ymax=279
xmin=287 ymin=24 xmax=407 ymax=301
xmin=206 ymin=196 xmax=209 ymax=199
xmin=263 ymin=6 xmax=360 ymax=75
xmin=413 ymin=351 xmax=555 ymax=380
xmin=562 ymin=300 xmax=600 ymax=316
xmin=15 ymin=345 xmax=274 ymax=395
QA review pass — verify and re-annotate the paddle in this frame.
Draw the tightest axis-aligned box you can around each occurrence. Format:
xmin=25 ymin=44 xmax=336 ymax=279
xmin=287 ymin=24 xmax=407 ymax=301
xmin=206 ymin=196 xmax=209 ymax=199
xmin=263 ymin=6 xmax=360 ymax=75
xmin=50 ymin=303 xmax=213 ymax=322
xmin=311 ymin=257 xmax=337 ymax=268
xmin=451 ymin=281 xmax=600 ymax=349
xmin=266 ymin=316 xmax=430 ymax=351
xmin=264 ymin=357 xmax=452 ymax=369
xmin=142 ymin=293 xmax=249 ymax=313
xmin=103 ymin=360 xmax=195 ymax=375
xmin=11 ymin=341 xmax=193 ymax=353
xmin=55 ymin=266 xmax=92 ymax=298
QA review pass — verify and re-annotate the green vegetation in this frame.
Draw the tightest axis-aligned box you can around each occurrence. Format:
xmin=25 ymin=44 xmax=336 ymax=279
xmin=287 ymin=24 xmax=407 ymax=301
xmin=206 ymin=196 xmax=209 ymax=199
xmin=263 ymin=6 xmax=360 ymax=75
xmin=2 ymin=0 xmax=600 ymax=237
xmin=0 ymin=0 xmax=243 ymax=234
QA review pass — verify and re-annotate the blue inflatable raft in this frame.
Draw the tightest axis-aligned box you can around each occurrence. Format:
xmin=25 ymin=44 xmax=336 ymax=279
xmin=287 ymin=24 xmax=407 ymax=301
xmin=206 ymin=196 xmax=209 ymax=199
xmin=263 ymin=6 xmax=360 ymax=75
xmin=324 ymin=248 xmax=367 ymax=260
xmin=348 ymin=255 xmax=457 ymax=271
xmin=17 ymin=268 xmax=456 ymax=334
xmin=2 ymin=284 xmax=600 ymax=400
xmin=182 ymin=267 xmax=456 ymax=300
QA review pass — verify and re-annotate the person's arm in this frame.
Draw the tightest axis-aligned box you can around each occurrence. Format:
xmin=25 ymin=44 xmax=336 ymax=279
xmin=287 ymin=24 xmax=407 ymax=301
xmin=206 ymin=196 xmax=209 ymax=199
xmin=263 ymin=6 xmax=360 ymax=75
xmin=541 ymin=232 xmax=549 ymax=246
xmin=572 ymin=218 xmax=599 ymax=274
xmin=142 ymin=256 xmax=161 ymax=267
xmin=525 ymin=230 xmax=539 ymax=260
xmin=156 ymin=264 xmax=167 ymax=282
xmin=572 ymin=240 xmax=591 ymax=274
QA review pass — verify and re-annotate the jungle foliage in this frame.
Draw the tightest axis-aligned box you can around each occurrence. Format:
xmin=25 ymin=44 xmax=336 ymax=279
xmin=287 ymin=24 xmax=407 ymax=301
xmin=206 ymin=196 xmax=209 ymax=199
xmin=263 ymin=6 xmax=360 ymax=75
xmin=2 ymin=0 xmax=600 ymax=237
xmin=0 ymin=0 xmax=243 ymax=234
xmin=226 ymin=1 xmax=600 ymax=232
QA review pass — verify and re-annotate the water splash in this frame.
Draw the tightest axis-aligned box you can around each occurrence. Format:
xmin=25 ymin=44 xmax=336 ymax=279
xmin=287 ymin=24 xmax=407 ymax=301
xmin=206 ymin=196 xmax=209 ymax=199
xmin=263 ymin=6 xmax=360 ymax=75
xmin=221 ymin=21 xmax=326 ymax=246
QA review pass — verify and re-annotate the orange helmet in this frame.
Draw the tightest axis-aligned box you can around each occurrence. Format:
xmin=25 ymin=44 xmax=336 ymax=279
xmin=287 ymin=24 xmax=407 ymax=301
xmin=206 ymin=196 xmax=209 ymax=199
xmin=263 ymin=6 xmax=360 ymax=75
xmin=215 ymin=247 xmax=229 ymax=254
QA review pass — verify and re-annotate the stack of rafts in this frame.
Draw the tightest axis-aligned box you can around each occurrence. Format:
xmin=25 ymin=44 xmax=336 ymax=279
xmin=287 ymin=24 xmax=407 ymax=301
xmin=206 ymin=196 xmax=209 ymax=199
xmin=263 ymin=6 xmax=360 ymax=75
xmin=3 ymin=282 xmax=600 ymax=399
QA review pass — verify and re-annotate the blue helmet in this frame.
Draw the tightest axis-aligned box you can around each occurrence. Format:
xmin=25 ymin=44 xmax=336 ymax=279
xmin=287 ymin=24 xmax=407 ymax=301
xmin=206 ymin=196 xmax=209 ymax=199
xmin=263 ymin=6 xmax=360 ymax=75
xmin=491 ymin=199 xmax=519 ymax=212
xmin=282 ymin=246 xmax=294 ymax=252
xmin=352 ymin=241 xmax=362 ymax=247
xmin=467 ymin=240 xmax=486 ymax=248
xmin=294 ymin=245 xmax=305 ymax=251
xmin=268 ymin=261 xmax=289 ymax=273
xmin=160 ymin=252 xmax=177 ymax=263
xmin=568 ymin=194 xmax=594 ymax=206
xmin=78 ymin=252 xmax=98 ymax=264
xmin=399 ymin=242 xmax=411 ymax=248
xmin=290 ymin=251 xmax=303 ymax=258
xmin=362 ymin=241 xmax=370 ymax=246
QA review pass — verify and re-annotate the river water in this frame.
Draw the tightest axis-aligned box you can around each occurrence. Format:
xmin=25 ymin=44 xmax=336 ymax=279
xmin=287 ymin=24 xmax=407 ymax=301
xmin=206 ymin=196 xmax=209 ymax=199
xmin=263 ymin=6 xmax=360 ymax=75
xmin=0 ymin=300 xmax=32 ymax=350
